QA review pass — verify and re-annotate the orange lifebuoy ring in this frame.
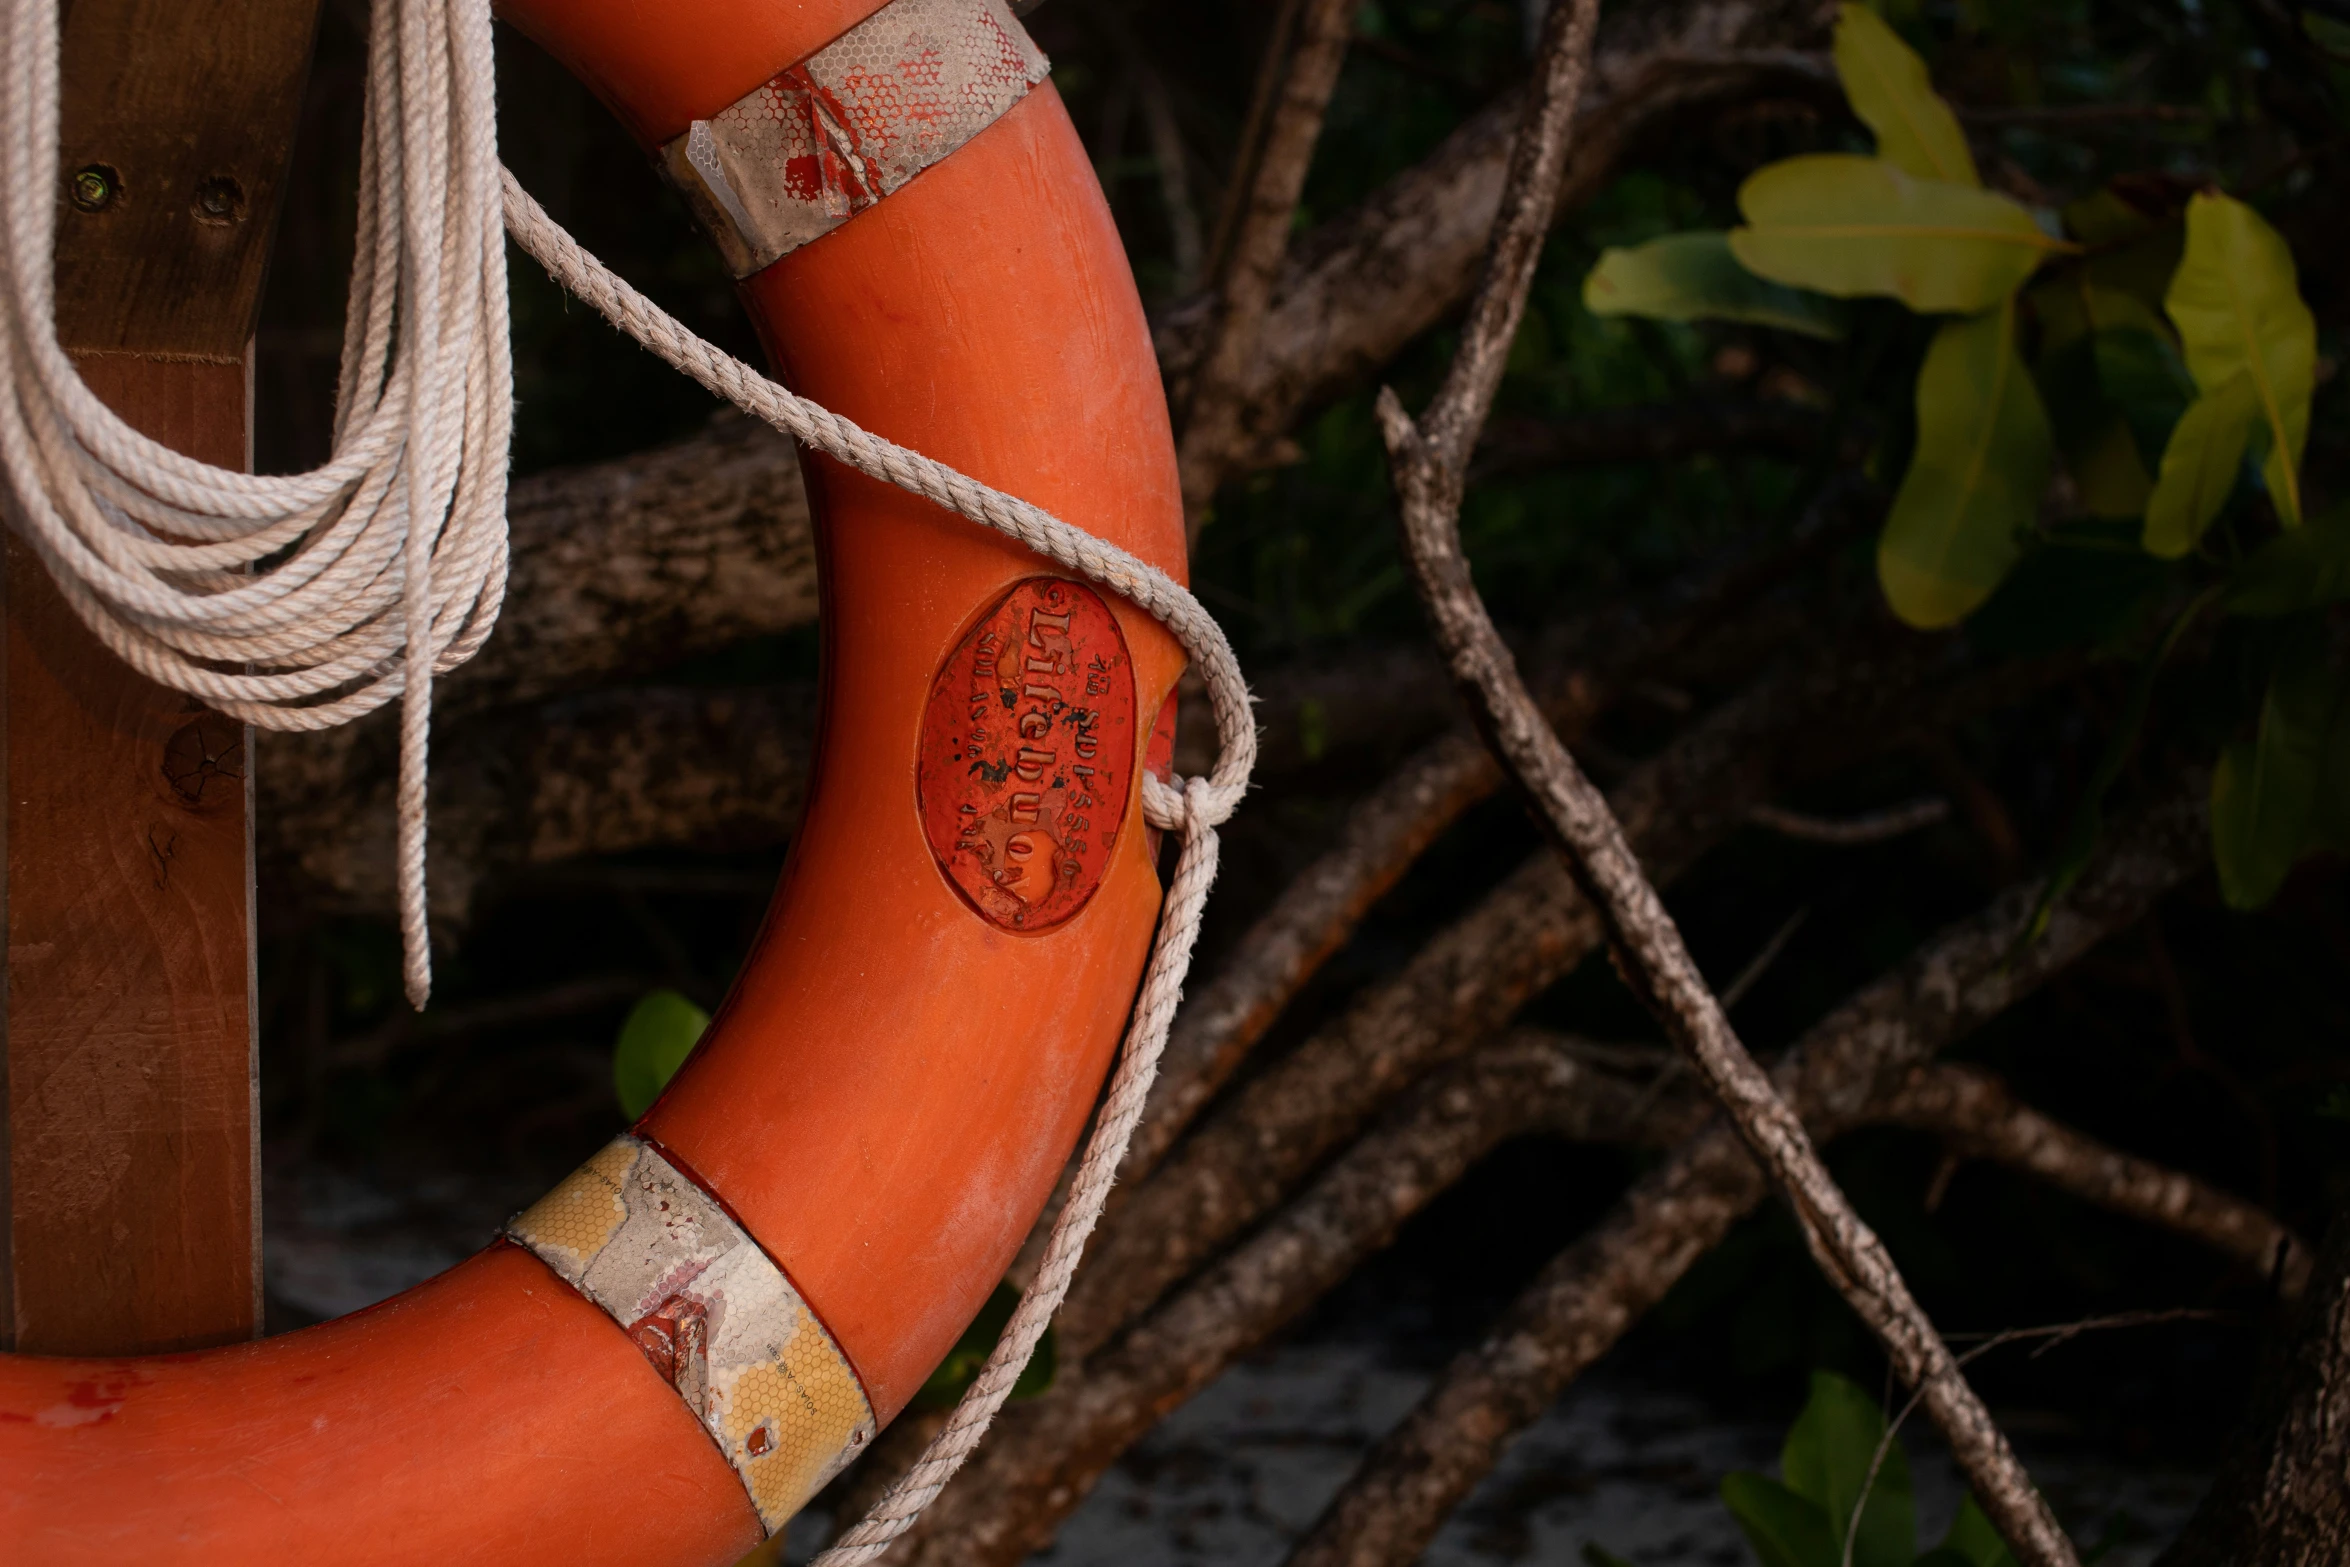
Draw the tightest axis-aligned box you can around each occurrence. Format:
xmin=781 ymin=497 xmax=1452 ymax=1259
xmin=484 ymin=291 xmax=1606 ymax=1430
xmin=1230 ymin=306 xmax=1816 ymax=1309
xmin=0 ymin=0 xmax=1186 ymax=1560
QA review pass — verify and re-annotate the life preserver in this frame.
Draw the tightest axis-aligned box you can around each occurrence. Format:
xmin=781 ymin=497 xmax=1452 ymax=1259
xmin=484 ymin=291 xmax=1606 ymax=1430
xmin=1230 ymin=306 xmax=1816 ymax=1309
xmin=0 ymin=1 xmax=1186 ymax=1561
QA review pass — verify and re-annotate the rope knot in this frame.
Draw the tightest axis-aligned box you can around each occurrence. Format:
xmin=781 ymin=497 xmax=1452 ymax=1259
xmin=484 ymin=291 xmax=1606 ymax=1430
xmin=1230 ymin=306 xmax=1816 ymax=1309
xmin=1142 ymin=771 xmax=1238 ymax=836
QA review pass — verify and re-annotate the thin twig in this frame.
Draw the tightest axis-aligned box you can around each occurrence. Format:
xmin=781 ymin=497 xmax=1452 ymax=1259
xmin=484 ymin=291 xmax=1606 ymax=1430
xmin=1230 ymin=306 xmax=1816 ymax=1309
xmin=1840 ymin=1309 xmax=2231 ymax=1567
xmin=1373 ymin=0 xmax=2073 ymax=1557
xmin=1749 ymin=797 xmax=1951 ymax=846
xmin=1721 ymin=905 xmax=1809 ymax=1009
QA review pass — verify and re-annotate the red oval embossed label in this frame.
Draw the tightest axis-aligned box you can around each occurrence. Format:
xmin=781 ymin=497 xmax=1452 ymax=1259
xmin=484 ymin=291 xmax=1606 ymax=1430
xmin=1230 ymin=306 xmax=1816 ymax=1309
xmin=919 ymin=578 xmax=1137 ymax=931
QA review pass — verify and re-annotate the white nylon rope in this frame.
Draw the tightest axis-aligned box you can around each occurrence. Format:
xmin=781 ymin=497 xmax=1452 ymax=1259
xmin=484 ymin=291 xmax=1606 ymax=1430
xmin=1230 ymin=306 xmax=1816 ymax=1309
xmin=0 ymin=0 xmax=510 ymax=1008
xmin=5 ymin=0 xmax=1254 ymax=1549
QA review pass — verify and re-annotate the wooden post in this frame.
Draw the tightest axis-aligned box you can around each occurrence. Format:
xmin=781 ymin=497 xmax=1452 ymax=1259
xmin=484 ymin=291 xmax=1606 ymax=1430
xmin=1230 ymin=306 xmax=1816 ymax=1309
xmin=0 ymin=0 xmax=320 ymax=1353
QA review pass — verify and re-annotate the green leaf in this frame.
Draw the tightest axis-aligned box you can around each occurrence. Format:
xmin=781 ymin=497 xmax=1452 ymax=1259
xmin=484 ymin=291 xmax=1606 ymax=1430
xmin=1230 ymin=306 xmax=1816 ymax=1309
xmin=1723 ymin=1472 xmax=1841 ymax=1567
xmin=912 ymin=1282 xmax=1057 ymax=1411
xmin=2228 ymin=504 xmax=2350 ymax=617
xmin=2212 ymin=644 xmax=2350 ymax=909
xmin=1781 ymin=1371 xmax=1916 ymax=1567
xmin=2142 ymin=373 xmax=2258 ymax=557
xmin=612 ymin=988 xmax=710 ymax=1120
xmin=2164 ymin=193 xmax=2317 ymax=525
xmin=1833 ymin=5 xmax=1979 ymax=185
xmin=1584 ymin=232 xmax=1853 ymax=340
xmin=1880 ymin=301 xmax=2052 ymax=627
xmin=1939 ymin=1496 xmax=2022 ymax=1567
xmin=1580 ymin=1546 xmax=1638 ymax=1567
xmin=1730 ymin=156 xmax=2069 ymax=315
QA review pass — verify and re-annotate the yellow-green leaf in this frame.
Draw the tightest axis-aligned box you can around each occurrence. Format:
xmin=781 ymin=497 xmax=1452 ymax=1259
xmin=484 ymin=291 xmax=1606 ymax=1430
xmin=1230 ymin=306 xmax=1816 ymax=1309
xmin=2164 ymin=193 xmax=2316 ymax=525
xmin=613 ymin=988 xmax=710 ymax=1120
xmin=1730 ymin=156 xmax=2069 ymax=314
xmin=1833 ymin=4 xmax=1978 ymax=186
xmin=2143 ymin=373 xmax=2256 ymax=557
xmin=1880 ymin=302 xmax=2052 ymax=627
xmin=1582 ymin=232 xmax=1851 ymax=340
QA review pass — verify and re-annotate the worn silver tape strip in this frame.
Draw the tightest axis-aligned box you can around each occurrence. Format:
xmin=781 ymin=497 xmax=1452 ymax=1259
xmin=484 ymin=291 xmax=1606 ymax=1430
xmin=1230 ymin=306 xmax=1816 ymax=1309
xmin=658 ymin=0 xmax=1050 ymax=277
xmin=507 ymin=1136 xmax=877 ymax=1534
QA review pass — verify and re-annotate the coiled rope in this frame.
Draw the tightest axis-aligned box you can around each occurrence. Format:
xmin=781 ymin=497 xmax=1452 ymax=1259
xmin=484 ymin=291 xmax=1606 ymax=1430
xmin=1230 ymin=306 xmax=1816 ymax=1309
xmin=1 ymin=0 xmax=1253 ymax=1553
xmin=0 ymin=0 xmax=509 ymax=1008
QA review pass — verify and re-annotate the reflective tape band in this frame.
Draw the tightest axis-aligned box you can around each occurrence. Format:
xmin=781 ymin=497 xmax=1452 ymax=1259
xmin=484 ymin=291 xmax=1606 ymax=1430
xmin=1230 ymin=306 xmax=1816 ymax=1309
xmin=507 ymin=1136 xmax=876 ymax=1534
xmin=659 ymin=0 xmax=1050 ymax=278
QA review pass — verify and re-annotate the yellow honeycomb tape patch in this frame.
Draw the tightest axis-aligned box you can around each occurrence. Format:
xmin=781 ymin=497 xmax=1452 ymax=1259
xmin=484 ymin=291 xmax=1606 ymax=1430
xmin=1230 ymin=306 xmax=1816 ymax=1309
xmin=507 ymin=1136 xmax=875 ymax=1534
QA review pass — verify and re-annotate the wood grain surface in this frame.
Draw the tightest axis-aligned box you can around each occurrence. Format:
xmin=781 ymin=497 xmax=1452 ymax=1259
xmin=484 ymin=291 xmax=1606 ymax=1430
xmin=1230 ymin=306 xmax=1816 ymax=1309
xmin=2 ymin=0 xmax=319 ymax=1353
xmin=52 ymin=0 xmax=322 ymax=358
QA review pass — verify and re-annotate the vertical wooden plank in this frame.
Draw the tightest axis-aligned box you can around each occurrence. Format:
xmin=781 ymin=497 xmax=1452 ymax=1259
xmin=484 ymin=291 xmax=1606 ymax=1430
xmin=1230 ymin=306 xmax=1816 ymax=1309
xmin=1 ymin=0 xmax=319 ymax=1354
xmin=2 ymin=362 xmax=258 ymax=1354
